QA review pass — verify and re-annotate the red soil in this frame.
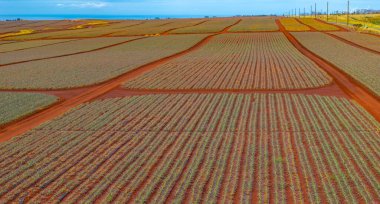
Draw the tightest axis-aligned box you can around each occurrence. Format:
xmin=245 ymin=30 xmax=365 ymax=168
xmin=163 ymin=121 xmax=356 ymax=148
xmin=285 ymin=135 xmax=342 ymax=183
xmin=0 ymin=37 xmax=148 ymax=67
xmin=295 ymin=18 xmax=317 ymax=31
xmin=0 ymin=33 xmax=215 ymax=142
xmin=0 ymin=39 xmax=80 ymax=54
xmin=161 ymin=20 xmax=209 ymax=35
xmin=276 ymin=19 xmax=380 ymax=122
xmin=0 ymin=18 xmax=379 ymax=146
xmin=98 ymin=83 xmax=347 ymax=99
xmin=325 ymin=32 xmax=380 ymax=55
xmin=314 ymin=18 xmax=349 ymax=32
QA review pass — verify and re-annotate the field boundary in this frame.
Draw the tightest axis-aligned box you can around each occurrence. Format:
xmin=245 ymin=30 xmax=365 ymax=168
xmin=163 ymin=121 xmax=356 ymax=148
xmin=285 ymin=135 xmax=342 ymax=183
xmin=0 ymin=36 xmax=148 ymax=67
xmin=325 ymin=32 xmax=380 ymax=55
xmin=0 ymin=33 xmax=218 ymax=142
xmin=276 ymin=19 xmax=380 ymax=122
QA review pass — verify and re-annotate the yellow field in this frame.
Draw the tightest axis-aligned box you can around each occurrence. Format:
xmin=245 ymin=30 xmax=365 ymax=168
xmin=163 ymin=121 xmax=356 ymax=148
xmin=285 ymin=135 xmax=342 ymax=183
xmin=279 ymin=18 xmax=310 ymax=31
xmin=316 ymin=14 xmax=380 ymax=34
xmin=0 ymin=29 xmax=35 ymax=38
xmin=298 ymin=18 xmax=339 ymax=31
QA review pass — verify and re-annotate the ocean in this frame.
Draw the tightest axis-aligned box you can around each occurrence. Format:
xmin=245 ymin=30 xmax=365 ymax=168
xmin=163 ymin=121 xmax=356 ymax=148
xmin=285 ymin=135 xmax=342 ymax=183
xmin=0 ymin=14 xmax=231 ymax=21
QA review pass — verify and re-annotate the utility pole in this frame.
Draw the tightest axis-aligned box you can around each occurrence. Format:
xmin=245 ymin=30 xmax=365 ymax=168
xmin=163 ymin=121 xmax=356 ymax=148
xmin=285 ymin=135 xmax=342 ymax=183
xmin=315 ymin=2 xmax=317 ymax=18
xmin=304 ymin=8 xmax=306 ymax=18
xmin=347 ymin=0 xmax=350 ymax=25
xmin=299 ymin=8 xmax=301 ymax=18
xmin=327 ymin=2 xmax=329 ymax=21
xmin=311 ymin=5 xmax=313 ymax=17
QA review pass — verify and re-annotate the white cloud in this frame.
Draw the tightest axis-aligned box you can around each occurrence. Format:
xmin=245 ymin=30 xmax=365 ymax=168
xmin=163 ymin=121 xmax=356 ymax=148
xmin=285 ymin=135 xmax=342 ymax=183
xmin=56 ymin=1 xmax=107 ymax=8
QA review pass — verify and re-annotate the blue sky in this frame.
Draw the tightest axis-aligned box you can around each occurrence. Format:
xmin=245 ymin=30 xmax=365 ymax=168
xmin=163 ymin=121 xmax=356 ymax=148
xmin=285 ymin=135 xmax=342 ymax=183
xmin=0 ymin=0 xmax=379 ymax=16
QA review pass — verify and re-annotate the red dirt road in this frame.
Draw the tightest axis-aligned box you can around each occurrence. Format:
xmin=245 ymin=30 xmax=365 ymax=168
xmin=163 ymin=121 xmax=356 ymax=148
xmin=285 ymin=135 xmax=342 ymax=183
xmin=325 ymin=32 xmax=380 ymax=55
xmin=1 ymin=18 xmax=379 ymax=143
xmin=0 ymin=28 xmax=224 ymax=142
xmin=276 ymin=19 xmax=380 ymax=122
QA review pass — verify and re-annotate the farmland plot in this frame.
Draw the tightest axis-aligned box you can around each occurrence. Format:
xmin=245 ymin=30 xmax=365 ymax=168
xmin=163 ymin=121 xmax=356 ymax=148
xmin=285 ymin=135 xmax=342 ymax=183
xmin=229 ymin=17 xmax=279 ymax=32
xmin=169 ymin=19 xmax=238 ymax=33
xmin=328 ymin=32 xmax=380 ymax=52
xmin=110 ymin=19 xmax=205 ymax=36
xmin=2 ymin=20 xmax=120 ymax=40
xmin=0 ymin=41 xmax=15 ymax=45
xmin=0 ymin=34 xmax=208 ymax=89
xmin=292 ymin=32 xmax=380 ymax=97
xmin=298 ymin=18 xmax=339 ymax=31
xmin=44 ymin=21 xmax=143 ymax=38
xmin=124 ymin=33 xmax=331 ymax=90
xmin=0 ymin=92 xmax=57 ymax=126
xmin=0 ymin=93 xmax=379 ymax=203
xmin=280 ymin=18 xmax=311 ymax=31
xmin=0 ymin=21 xmax=70 ymax=37
xmin=0 ymin=37 xmax=140 ymax=65
xmin=0 ymin=21 xmax=42 ymax=33
xmin=0 ymin=39 xmax=72 ymax=53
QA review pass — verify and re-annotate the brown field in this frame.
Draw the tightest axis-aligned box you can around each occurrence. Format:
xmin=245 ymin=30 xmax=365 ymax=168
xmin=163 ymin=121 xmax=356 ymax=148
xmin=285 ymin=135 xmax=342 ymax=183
xmin=0 ymin=16 xmax=379 ymax=203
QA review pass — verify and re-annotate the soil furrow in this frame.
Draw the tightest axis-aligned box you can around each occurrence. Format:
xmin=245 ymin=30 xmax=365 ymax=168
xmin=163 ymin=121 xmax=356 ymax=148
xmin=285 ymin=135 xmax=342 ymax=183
xmin=0 ymin=33 xmax=214 ymax=142
xmin=325 ymin=32 xmax=380 ymax=55
xmin=0 ymin=37 xmax=148 ymax=67
xmin=276 ymin=19 xmax=380 ymax=122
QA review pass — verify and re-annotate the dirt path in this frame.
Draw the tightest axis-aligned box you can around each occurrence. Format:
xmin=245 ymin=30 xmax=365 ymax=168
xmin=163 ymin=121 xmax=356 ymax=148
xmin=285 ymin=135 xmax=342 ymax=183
xmin=0 ymin=33 xmax=216 ymax=142
xmin=325 ymin=32 xmax=380 ymax=55
xmin=1 ymin=18 xmax=379 ymax=143
xmin=314 ymin=18 xmax=349 ymax=32
xmin=295 ymin=18 xmax=317 ymax=31
xmin=0 ymin=37 xmax=148 ymax=67
xmin=161 ymin=20 xmax=209 ymax=35
xmin=98 ymin=83 xmax=347 ymax=99
xmin=0 ymin=39 xmax=80 ymax=54
xmin=295 ymin=19 xmax=380 ymax=55
xmin=276 ymin=19 xmax=380 ymax=122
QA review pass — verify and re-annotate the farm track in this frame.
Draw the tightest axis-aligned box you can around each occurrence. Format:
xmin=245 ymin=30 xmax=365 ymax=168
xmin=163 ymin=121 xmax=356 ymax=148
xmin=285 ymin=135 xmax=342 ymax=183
xmin=0 ymin=37 xmax=148 ymax=67
xmin=1 ymin=18 xmax=380 ymax=203
xmin=98 ymin=83 xmax=347 ymax=99
xmin=0 ymin=20 xmax=242 ymax=142
xmin=314 ymin=18 xmax=349 ymax=32
xmin=1 ymin=17 xmax=379 ymax=143
xmin=295 ymin=18 xmax=380 ymax=55
xmin=0 ymin=39 xmax=80 ymax=54
xmin=295 ymin=18 xmax=317 ymax=31
xmin=276 ymin=19 xmax=380 ymax=122
xmin=161 ymin=20 xmax=209 ymax=35
xmin=325 ymin=32 xmax=380 ymax=55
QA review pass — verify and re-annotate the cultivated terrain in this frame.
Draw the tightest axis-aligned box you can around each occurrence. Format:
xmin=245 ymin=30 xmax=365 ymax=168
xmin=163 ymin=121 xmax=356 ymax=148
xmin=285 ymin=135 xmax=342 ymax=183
xmin=0 ymin=16 xmax=379 ymax=203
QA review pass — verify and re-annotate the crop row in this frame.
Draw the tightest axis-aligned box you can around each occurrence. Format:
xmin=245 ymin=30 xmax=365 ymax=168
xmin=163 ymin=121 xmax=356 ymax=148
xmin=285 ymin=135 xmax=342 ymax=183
xmin=124 ymin=33 xmax=332 ymax=90
xmin=292 ymin=32 xmax=380 ymax=97
xmin=328 ymin=31 xmax=380 ymax=52
xmin=0 ymin=41 xmax=15 ymax=45
xmin=169 ymin=18 xmax=239 ymax=33
xmin=0 ymin=21 xmax=63 ymax=35
xmin=228 ymin=17 xmax=279 ymax=32
xmin=0 ymin=34 xmax=208 ymax=89
xmin=3 ymin=21 xmax=139 ymax=40
xmin=110 ymin=19 xmax=206 ymax=36
xmin=0 ymin=92 xmax=57 ymax=126
xmin=0 ymin=39 xmax=72 ymax=53
xmin=0 ymin=93 xmax=379 ymax=203
xmin=1 ymin=20 xmax=89 ymax=40
xmin=0 ymin=37 xmax=139 ymax=65
xmin=280 ymin=18 xmax=311 ymax=31
xmin=298 ymin=18 xmax=340 ymax=31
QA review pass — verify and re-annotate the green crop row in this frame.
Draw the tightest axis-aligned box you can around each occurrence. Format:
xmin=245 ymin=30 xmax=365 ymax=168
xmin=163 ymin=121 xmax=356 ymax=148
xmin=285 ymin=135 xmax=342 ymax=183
xmin=229 ymin=17 xmax=279 ymax=32
xmin=124 ymin=33 xmax=332 ymax=90
xmin=0 ymin=93 xmax=379 ymax=203
xmin=0 ymin=92 xmax=57 ymax=126
xmin=292 ymin=32 xmax=380 ymax=97
xmin=0 ymin=34 xmax=208 ymax=89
